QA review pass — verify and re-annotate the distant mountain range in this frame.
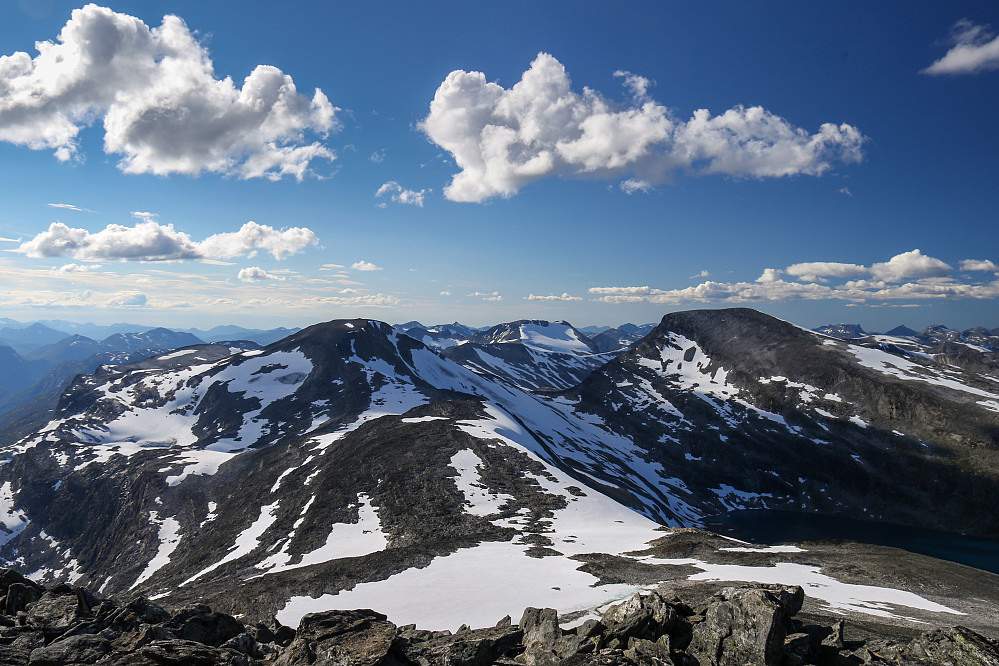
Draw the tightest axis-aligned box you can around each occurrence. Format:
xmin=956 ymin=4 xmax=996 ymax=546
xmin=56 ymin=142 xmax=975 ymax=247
xmin=815 ymin=322 xmax=999 ymax=348
xmin=0 ymin=308 xmax=995 ymax=635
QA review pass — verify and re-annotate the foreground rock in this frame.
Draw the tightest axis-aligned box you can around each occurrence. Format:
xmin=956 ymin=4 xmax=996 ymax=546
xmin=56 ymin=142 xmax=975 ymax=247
xmin=0 ymin=568 xmax=996 ymax=665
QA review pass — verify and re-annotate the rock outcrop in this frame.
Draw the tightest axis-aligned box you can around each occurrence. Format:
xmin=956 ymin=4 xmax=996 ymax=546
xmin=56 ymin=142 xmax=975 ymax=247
xmin=0 ymin=568 xmax=996 ymax=665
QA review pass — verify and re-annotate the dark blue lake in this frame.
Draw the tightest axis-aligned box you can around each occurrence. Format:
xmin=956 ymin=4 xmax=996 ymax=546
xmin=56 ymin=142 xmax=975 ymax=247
xmin=702 ymin=510 xmax=999 ymax=576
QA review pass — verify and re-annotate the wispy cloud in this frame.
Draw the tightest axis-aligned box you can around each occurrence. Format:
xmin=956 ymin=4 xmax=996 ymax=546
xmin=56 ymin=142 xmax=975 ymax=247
xmin=375 ymin=181 xmax=429 ymax=207
xmin=108 ymin=292 xmax=147 ymax=308
xmin=48 ymin=203 xmax=94 ymax=213
xmin=0 ymin=257 xmax=404 ymax=317
xmin=468 ymin=291 xmax=502 ymax=301
xmin=923 ymin=20 xmax=999 ymax=75
xmin=423 ymin=53 xmax=865 ymax=202
xmin=0 ymin=5 xmax=337 ymax=179
xmin=525 ymin=293 xmax=582 ymax=301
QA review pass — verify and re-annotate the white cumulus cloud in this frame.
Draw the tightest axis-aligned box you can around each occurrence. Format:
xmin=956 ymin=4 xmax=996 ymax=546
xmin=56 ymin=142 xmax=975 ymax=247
xmin=375 ymin=181 xmax=429 ymax=207
xmin=17 ymin=220 xmax=317 ymax=262
xmin=351 ymin=260 xmax=382 ymax=271
xmin=422 ymin=53 xmax=865 ymax=202
xmin=923 ymin=20 xmax=999 ymax=75
xmin=197 ymin=222 xmax=318 ymax=260
xmin=870 ymin=249 xmax=952 ymax=282
xmin=785 ymin=261 xmax=868 ymax=282
xmin=0 ymin=4 xmax=338 ymax=179
xmin=756 ymin=268 xmax=783 ymax=283
xmin=960 ymin=259 xmax=999 ymax=271
xmin=238 ymin=266 xmax=285 ymax=282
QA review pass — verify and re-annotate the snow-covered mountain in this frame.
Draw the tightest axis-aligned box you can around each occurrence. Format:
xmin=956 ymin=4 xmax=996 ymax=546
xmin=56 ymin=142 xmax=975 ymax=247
xmin=394 ymin=321 xmax=474 ymax=350
xmin=567 ymin=308 xmax=999 ymax=535
xmin=817 ymin=321 xmax=999 ymax=352
xmin=587 ymin=326 xmax=643 ymax=353
xmin=813 ymin=323 xmax=868 ymax=339
xmin=0 ymin=309 xmax=997 ymax=631
xmin=184 ymin=325 xmax=300 ymax=346
xmin=440 ymin=319 xmax=616 ymax=391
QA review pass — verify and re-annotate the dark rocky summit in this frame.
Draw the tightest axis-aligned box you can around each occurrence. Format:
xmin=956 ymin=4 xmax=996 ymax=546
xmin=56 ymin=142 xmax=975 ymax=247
xmin=0 ymin=568 xmax=995 ymax=665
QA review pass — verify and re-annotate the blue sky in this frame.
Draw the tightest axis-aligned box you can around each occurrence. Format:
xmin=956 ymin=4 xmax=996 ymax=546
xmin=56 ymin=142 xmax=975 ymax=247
xmin=1 ymin=1 xmax=997 ymax=331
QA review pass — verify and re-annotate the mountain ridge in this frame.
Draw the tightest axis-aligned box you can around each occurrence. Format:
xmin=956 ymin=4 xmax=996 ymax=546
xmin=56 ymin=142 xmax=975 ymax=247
xmin=0 ymin=308 xmax=996 ymax=638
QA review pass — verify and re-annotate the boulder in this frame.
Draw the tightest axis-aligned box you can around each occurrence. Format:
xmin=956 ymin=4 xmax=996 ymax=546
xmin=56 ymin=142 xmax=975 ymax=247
xmin=27 ymin=634 xmax=111 ymax=665
xmin=623 ymin=636 xmax=672 ymax=665
xmin=516 ymin=608 xmax=561 ymax=665
xmin=137 ymin=638 xmax=250 ymax=665
xmin=0 ymin=644 xmax=30 ymax=666
xmin=273 ymin=609 xmax=398 ymax=666
xmin=164 ymin=607 xmax=243 ymax=647
xmin=110 ymin=624 xmax=175 ymax=652
xmin=601 ymin=591 xmax=677 ymax=643
xmin=221 ymin=632 xmax=263 ymax=659
xmin=399 ymin=624 xmax=523 ymax=665
xmin=23 ymin=591 xmax=81 ymax=636
xmin=687 ymin=586 xmax=801 ymax=666
xmin=4 ymin=585 xmax=41 ymax=617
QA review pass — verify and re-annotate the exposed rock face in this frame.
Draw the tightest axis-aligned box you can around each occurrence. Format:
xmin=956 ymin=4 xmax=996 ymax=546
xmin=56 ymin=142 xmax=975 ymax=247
xmin=2 ymin=570 xmax=996 ymax=665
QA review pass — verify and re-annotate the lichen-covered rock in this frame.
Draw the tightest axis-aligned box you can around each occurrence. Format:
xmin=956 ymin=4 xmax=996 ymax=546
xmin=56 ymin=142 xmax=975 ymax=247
xmin=23 ymin=590 xmax=82 ymax=636
xmin=516 ymin=608 xmax=562 ymax=665
xmin=273 ymin=609 xmax=398 ymax=666
xmin=399 ymin=624 xmax=523 ymax=665
xmin=28 ymin=633 xmax=111 ymax=665
xmin=4 ymin=584 xmax=41 ymax=618
xmin=623 ymin=636 xmax=672 ymax=665
xmin=602 ymin=591 xmax=677 ymax=644
xmin=136 ymin=638 xmax=250 ymax=665
xmin=880 ymin=626 xmax=999 ymax=666
xmin=164 ymin=606 xmax=243 ymax=647
xmin=0 ymin=644 xmax=30 ymax=666
xmin=687 ymin=586 xmax=800 ymax=666
xmin=109 ymin=623 xmax=175 ymax=652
